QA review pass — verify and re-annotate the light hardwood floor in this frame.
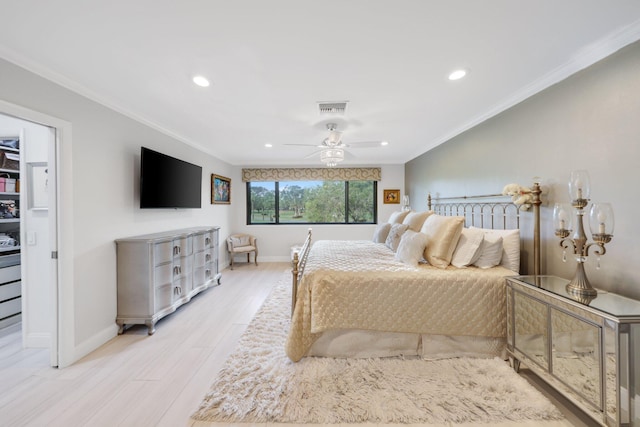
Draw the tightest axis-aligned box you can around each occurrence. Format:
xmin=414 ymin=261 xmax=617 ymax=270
xmin=1 ymin=262 xmax=598 ymax=427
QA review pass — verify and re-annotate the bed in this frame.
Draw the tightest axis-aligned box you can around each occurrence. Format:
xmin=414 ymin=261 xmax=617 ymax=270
xmin=285 ymin=183 xmax=542 ymax=362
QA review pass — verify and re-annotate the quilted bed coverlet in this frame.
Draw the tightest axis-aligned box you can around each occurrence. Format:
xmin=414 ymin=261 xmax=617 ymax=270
xmin=285 ymin=240 xmax=513 ymax=361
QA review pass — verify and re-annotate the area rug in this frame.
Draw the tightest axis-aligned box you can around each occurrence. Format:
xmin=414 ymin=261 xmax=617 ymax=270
xmin=192 ymin=274 xmax=565 ymax=425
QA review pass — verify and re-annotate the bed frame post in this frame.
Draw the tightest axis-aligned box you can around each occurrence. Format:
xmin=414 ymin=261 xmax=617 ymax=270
xmin=531 ymin=181 xmax=542 ymax=277
xmin=291 ymin=252 xmax=299 ymax=317
xmin=291 ymin=228 xmax=313 ymax=317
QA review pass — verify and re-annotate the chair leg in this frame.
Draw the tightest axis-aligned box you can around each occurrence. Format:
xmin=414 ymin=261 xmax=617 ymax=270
xmin=230 ymin=254 xmax=234 ymax=270
xmin=254 ymin=250 xmax=258 ymax=266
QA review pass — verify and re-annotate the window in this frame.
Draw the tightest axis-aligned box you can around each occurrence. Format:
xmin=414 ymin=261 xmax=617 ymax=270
xmin=247 ymin=180 xmax=377 ymax=224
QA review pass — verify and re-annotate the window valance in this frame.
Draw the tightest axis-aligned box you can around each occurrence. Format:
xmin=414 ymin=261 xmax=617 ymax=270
xmin=241 ymin=167 xmax=381 ymax=182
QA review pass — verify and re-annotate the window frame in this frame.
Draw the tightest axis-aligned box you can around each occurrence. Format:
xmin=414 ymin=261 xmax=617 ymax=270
xmin=246 ymin=180 xmax=377 ymax=225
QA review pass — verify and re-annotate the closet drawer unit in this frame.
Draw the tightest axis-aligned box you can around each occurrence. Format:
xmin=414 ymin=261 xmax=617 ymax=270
xmin=0 ymin=296 xmax=21 ymax=319
xmin=0 ymin=264 xmax=21 ymax=284
xmin=0 ymin=280 xmax=21 ymax=301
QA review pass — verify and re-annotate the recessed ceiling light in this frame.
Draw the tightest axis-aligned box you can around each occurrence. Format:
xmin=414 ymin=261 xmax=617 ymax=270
xmin=381 ymin=141 xmax=389 ymax=146
xmin=192 ymin=75 xmax=210 ymax=87
xmin=448 ymin=69 xmax=467 ymax=81
xmin=265 ymin=143 xmax=273 ymax=148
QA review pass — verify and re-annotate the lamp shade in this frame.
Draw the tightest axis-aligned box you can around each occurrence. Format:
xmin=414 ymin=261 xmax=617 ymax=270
xmin=589 ymin=202 xmax=614 ymax=236
xmin=569 ymin=170 xmax=590 ymax=201
xmin=553 ymin=203 xmax=573 ymax=231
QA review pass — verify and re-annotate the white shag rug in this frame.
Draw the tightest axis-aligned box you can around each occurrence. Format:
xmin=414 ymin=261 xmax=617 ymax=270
xmin=192 ymin=274 xmax=564 ymax=425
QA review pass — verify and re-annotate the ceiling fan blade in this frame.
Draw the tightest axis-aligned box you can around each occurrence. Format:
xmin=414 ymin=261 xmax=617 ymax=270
xmin=283 ymin=143 xmax=322 ymax=147
xmin=303 ymin=150 xmax=323 ymax=159
xmin=344 ymin=141 xmax=386 ymax=148
xmin=342 ymin=150 xmax=357 ymax=160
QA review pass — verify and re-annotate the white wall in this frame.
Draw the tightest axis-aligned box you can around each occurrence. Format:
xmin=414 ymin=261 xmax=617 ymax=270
xmin=0 ymin=58 xmax=234 ymax=366
xmin=405 ymin=40 xmax=640 ymax=299
xmin=228 ymin=164 xmax=405 ymax=262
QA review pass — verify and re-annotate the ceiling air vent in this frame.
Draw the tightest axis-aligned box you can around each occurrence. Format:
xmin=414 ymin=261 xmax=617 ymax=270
xmin=318 ymin=101 xmax=348 ymax=115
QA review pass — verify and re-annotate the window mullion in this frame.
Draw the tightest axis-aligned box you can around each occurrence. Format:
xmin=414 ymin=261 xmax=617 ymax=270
xmin=344 ymin=181 xmax=349 ymax=224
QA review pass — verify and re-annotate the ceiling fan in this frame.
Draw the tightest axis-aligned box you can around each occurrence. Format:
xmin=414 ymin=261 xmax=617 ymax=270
xmin=285 ymin=123 xmax=387 ymax=167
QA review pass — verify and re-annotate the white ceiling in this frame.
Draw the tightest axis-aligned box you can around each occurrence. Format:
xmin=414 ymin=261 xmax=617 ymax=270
xmin=2 ymin=1 xmax=640 ymax=167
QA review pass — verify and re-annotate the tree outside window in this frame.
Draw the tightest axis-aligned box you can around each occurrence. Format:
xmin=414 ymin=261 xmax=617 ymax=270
xmin=247 ymin=180 xmax=376 ymax=225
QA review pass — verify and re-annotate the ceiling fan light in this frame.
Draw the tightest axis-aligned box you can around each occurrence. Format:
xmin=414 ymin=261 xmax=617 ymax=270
xmin=327 ymin=130 xmax=342 ymax=145
xmin=320 ymin=148 xmax=344 ymax=167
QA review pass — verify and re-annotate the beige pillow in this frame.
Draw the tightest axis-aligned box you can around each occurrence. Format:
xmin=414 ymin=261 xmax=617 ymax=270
xmin=387 ymin=210 xmax=411 ymax=224
xmin=402 ymin=210 xmax=434 ymax=232
xmin=385 ymin=223 xmax=409 ymax=252
xmin=372 ymin=223 xmax=392 ymax=243
xmin=395 ymin=230 xmax=429 ymax=267
xmin=420 ymin=215 xmax=465 ymax=268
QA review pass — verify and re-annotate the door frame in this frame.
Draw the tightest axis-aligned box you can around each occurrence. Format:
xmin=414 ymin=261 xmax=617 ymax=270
xmin=0 ymin=99 xmax=73 ymax=368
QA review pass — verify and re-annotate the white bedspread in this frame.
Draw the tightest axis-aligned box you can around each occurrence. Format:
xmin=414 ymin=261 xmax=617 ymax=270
xmin=285 ymin=240 xmax=514 ymax=361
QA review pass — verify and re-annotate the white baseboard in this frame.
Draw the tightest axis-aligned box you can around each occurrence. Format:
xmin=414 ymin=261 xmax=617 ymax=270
xmin=24 ymin=332 xmax=51 ymax=349
xmin=67 ymin=323 xmax=119 ymax=367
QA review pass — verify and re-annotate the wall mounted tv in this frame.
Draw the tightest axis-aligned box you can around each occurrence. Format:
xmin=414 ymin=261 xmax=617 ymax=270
xmin=140 ymin=147 xmax=202 ymax=209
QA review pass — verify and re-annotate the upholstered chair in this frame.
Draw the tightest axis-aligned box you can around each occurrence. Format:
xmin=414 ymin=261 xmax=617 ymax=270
xmin=226 ymin=234 xmax=258 ymax=270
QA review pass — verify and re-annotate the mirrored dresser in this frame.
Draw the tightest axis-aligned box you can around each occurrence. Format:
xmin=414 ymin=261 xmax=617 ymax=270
xmin=506 ymin=275 xmax=640 ymax=427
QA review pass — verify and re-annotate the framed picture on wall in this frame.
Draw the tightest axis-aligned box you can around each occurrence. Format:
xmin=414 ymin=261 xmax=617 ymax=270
xmin=383 ymin=189 xmax=400 ymax=204
xmin=211 ymin=174 xmax=231 ymax=204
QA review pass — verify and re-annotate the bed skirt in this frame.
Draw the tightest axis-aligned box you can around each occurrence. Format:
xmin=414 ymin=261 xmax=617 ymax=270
xmin=307 ymin=329 xmax=507 ymax=359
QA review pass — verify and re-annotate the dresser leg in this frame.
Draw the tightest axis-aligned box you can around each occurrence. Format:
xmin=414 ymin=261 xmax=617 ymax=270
xmin=146 ymin=321 xmax=156 ymax=335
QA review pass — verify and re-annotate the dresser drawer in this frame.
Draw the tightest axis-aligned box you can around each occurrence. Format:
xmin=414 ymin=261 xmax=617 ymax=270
xmin=154 ymin=283 xmax=173 ymax=312
xmin=173 ymin=236 xmax=193 ymax=257
xmin=194 ymin=250 xmax=212 ymax=268
xmin=154 ymin=242 xmax=173 ymax=265
xmin=154 ymin=263 xmax=172 ymax=288
xmin=173 ymin=256 xmax=193 ymax=278
xmin=193 ymin=232 xmax=212 ymax=252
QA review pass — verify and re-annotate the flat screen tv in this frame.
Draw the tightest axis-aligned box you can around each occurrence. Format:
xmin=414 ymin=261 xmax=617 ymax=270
xmin=140 ymin=147 xmax=202 ymax=208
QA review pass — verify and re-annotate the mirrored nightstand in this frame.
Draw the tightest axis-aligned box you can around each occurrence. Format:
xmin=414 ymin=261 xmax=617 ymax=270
xmin=506 ymin=275 xmax=640 ymax=427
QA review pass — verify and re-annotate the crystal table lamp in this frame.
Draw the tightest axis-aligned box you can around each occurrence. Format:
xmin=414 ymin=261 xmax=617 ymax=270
xmin=553 ymin=170 xmax=614 ymax=297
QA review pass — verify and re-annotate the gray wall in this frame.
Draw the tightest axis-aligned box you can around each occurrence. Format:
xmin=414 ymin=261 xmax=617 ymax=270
xmin=406 ymin=40 xmax=640 ymax=299
xmin=0 ymin=57 xmax=234 ymax=365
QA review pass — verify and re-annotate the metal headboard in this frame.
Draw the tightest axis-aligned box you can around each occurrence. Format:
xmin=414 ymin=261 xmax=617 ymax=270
xmin=427 ymin=182 xmax=542 ymax=276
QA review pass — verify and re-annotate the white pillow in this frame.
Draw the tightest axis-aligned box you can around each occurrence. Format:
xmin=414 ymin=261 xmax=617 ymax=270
xmin=395 ymin=230 xmax=429 ymax=267
xmin=470 ymin=227 xmax=520 ymax=273
xmin=419 ymin=215 xmax=465 ymax=269
xmin=401 ymin=211 xmax=434 ymax=232
xmin=387 ymin=210 xmax=411 ymax=224
xmin=385 ymin=223 xmax=409 ymax=252
xmin=372 ymin=223 xmax=392 ymax=243
xmin=473 ymin=235 xmax=504 ymax=269
xmin=451 ymin=228 xmax=485 ymax=268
